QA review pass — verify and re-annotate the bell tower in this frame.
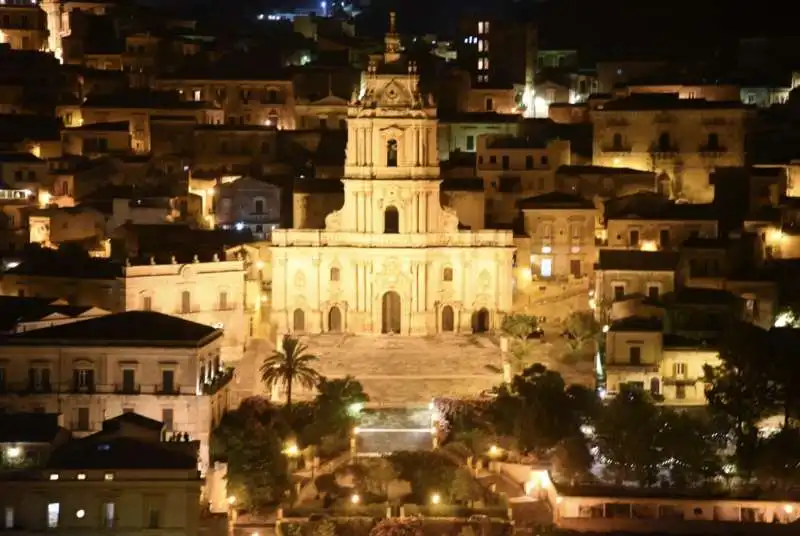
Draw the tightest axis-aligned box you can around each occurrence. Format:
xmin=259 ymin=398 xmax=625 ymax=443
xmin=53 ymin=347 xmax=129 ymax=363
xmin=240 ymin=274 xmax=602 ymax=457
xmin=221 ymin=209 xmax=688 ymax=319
xmin=41 ymin=0 xmax=63 ymax=63
xmin=343 ymin=13 xmax=439 ymax=180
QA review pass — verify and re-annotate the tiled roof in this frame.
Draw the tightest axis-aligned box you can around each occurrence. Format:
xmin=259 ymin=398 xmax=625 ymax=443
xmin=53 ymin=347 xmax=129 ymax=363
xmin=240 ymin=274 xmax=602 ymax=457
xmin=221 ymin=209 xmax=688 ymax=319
xmin=0 ymin=296 xmax=98 ymax=332
xmin=0 ymin=413 xmax=65 ymax=443
xmin=47 ymin=436 xmax=198 ymax=470
xmin=2 ymin=311 xmax=222 ymax=348
xmin=517 ymin=191 xmax=595 ymax=210
xmin=598 ymin=249 xmax=680 ymax=272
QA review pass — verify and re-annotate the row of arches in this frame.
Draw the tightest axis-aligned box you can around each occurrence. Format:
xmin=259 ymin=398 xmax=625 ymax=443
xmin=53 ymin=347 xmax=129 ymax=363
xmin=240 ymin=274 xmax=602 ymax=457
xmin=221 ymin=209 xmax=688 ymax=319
xmin=289 ymin=294 xmax=491 ymax=334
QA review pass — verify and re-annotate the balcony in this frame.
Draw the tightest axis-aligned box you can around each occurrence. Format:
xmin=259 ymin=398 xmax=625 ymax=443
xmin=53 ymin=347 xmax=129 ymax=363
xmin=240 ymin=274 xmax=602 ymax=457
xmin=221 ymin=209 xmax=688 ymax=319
xmin=650 ymin=146 xmax=679 ymax=160
xmin=155 ymin=384 xmax=181 ymax=396
xmin=115 ymin=383 xmax=141 ymax=395
xmin=71 ymin=383 xmax=96 ymax=394
xmin=698 ymin=145 xmax=727 ymax=157
xmin=600 ymin=144 xmax=631 ymax=154
xmin=21 ymin=383 xmax=53 ymax=395
xmin=202 ymin=367 xmax=235 ymax=395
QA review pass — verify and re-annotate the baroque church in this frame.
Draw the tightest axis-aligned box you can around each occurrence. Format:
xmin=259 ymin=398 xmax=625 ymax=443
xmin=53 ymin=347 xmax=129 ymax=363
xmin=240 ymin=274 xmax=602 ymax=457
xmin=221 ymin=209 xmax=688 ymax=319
xmin=270 ymin=14 xmax=515 ymax=337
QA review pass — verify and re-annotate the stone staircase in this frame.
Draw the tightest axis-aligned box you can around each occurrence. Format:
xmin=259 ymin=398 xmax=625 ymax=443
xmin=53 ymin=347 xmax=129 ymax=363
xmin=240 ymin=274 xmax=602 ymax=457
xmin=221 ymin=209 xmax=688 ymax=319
xmin=355 ymin=407 xmax=434 ymax=455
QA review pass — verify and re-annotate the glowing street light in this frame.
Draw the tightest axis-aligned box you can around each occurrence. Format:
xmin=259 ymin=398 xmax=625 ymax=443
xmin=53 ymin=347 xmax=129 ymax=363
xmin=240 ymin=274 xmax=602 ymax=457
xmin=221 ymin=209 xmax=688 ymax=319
xmin=227 ymin=496 xmax=236 ymax=505
xmin=6 ymin=446 xmax=21 ymax=459
xmin=430 ymin=492 xmax=441 ymax=505
xmin=488 ymin=445 xmax=501 ymax=458
xmin=283 ymin=442 xmax=300 ymax=458
xmin=350 ymin=494 xmax=360 ymax=504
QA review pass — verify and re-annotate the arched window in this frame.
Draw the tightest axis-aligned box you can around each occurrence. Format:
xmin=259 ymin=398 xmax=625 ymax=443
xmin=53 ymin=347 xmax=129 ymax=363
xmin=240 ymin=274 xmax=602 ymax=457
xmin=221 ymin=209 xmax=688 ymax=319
xmin=267 ymin=89 xmax=278 ymax=102
xmin=442 ymin=267 xmax=453 ymax=282
xmin=254 ymin=198 xmax=264 ymax=214
xmin=330 ymin=266 xmax=340 ymax=282
xmin=386 ymin=139 xmax=398 ymax=167
xmin=180 ymin=290 xmax=191 ymax=314
xmin=612 ymin=133 xmax=623 ymax=149
xmin=384 ymin=206 xmax=399 ymax=234
xmin=658 ymin=132 xmax=671 ymax=150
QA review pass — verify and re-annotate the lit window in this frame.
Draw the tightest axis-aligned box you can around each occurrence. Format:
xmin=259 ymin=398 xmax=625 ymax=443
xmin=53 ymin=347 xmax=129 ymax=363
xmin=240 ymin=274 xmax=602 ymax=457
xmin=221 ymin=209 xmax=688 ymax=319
xmin=104 ymin=503 xmax=115 ymax=528
xmin=104 ymin=473 xmax=114 ymax=481
xmin=192 ymin=89 xmax=201 ymax=101
xmin=77 ymin=473 xmax=86 ymax=480
xmin=4 ymin=507 xmax=13 ymax=529
xmin=49 ymin=473 xmax=59 ymax=481
xmin=540 ymin=258 xmax=552 ymax=277
xmin=47 ymin=503 xmax=59 ymax=528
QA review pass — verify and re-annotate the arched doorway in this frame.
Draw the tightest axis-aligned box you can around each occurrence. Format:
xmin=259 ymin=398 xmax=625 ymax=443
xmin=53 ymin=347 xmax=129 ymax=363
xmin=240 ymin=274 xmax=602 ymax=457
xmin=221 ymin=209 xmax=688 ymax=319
xmin=386 ymin=139 xmax=398 ymax=167
xmin=441 ymin=305 xmax=454 ymax=332
xmin=472 ymin=308 xmax=490 ymax=333
xmin=292 ymin=308 xmax=305 ymax=332
xmin=328 ymin=306 xmax=342 ymax=332
xmin=384 ymin=206 xmax=399 ymax=234
xmin=381 ymin=291 xmax=401 ymax=334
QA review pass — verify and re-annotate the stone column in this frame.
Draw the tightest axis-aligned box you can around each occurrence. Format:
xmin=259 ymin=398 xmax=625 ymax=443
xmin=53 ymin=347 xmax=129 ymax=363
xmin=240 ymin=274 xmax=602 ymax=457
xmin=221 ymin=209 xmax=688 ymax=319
xmin=366 ymin=127 xmax=373 ymax=169
xmin=416 ymin=126 xmax=423 ymax=166
xmin=411 ymin=193 xmax=419 ymax=233
xmin=313 ymin=257 xmax=321 ymax=332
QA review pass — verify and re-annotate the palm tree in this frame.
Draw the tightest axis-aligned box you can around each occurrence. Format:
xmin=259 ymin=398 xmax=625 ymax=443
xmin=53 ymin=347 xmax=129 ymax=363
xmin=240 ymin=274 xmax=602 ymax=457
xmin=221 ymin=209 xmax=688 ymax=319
xmin=260 ymin=335 xmax=321 ymax=410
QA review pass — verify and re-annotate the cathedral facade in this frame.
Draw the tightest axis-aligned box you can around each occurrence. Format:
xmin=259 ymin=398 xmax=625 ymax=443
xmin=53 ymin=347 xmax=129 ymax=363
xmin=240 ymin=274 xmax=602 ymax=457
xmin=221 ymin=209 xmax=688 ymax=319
xmin=270 ymin=15 xmax=514 ymax=337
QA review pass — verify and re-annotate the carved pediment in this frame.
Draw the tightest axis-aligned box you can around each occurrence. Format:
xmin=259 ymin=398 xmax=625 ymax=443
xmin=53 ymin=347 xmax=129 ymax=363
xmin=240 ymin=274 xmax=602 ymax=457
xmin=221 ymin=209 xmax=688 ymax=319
xmin=379 ymin=125 xmax=405 ymax=138
xmin=378 ymin=79 xmax=412 ymax=107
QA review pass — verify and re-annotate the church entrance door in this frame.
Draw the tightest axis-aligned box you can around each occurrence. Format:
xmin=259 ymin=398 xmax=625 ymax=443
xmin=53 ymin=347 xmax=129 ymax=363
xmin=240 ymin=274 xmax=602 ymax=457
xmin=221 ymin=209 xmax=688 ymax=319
xmin=441 ymin=305 xmax=454 ymax=332
xmin=472 ymin=308 xmax=490 ymax=333
xmin=328 ymin=306 xmax=342 ymax=332
xmin=381 ymin=291 xmax=401 ymax=334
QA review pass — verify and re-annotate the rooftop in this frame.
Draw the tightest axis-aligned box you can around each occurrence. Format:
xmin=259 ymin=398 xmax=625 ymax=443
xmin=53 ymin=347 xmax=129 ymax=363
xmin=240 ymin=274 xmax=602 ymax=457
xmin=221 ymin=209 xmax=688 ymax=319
xmin=596 ymin=93 xmax=752 ymax=112
xmin=0 ymin=413 xmax=65 ymax=443
xmin=598 ymin=249 xmax=681 ymax=272
xmin=46 ymin=435 xmax=198 ymax=471
xmin=1 ymin=311 xmax=222 ymax=348
xmin=517 ymin=191 xmax=596 ymax=210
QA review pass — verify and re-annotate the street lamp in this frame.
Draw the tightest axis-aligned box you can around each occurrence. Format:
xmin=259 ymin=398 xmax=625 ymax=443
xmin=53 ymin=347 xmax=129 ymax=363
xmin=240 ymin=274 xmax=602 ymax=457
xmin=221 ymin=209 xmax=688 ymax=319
xmin=488 ymin=445 xmax=501 ymax=458
xmin=430 ymin=492 xmax=441 ymax=505
xmin=283 ymin=442 xmax=299 ymax=458
xmin=350 ymin=493 xmax=360 ymax=504
xmin=227 ymin=496 xmax=236 ymax=506
xmin=6 ymin=446 xmax=21 ymax=459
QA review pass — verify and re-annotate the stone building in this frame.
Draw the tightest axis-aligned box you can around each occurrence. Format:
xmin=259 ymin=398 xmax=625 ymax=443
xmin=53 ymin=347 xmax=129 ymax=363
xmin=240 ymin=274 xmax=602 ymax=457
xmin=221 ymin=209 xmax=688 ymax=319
xmin=0 ymin=311 xmax=226 ymax=473
xmin=270 ymin=14 xmax=515 ymax=338
xmin=0 ymin=412 xmax=203 ymax=536
xmin=590 ymin=94 xmax=753 ymax=203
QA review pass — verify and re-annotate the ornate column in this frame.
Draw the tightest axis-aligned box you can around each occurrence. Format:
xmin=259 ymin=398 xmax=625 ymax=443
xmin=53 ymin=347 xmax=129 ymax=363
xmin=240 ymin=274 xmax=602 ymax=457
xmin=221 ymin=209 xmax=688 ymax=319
xmin=411 ymin=193 xmax=419 ymax=233
xmin=313 ymin=257 xmax=322 ymax=331
xmin=366 ymin=126 xmax=373 ymax=169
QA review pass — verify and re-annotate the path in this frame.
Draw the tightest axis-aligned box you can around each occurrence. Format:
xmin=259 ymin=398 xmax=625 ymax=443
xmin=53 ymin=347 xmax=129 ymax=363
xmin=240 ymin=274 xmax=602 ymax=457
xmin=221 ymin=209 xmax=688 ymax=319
xmin=476 ymin=470 xmax=553 ymax=529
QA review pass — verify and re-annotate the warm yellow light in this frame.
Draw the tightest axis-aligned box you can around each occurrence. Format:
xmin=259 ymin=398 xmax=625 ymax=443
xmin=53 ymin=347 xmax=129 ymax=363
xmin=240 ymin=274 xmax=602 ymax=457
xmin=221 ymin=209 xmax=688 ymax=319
xmin=227 ymin=496 xmax=236 ymax=505
xmin=30 ymin=144 xmax=41 ymax=158
xmin=639 ymin=240 xmax=657 ymax=251
xmin=784 ymin=504 xmax=794 ymax=514
xmin=350 ymin=494 xmax=360 ymax=504
xmin=488 ymin=445 xmax=500 ymax=457
xmin=521 ymin=267 xmax=532 ymax=280
xmin=768 ymin=229 xmax=783 ymax=243
xmin=256 ymin=260 xmax=265 ymax=269
xmin=430 ymin=493 xmax=441 ymax=505
xmin=602 ymin=325 xmax=610 ymax=333
xmin=6 ymin=446 xmax=21 ymax=458
xmin=283 ymin=443 xmax=299 ymax=457
xmin=39 ymin=191 xmax=52 ymax=208
xmin=612 ymin=157 xmax=621 ymax=166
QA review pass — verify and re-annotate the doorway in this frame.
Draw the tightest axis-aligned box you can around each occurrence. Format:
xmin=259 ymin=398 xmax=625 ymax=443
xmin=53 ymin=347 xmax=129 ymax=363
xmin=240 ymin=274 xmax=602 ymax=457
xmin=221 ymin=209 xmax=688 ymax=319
xmin=441 ymin=305 xmax=454 ymax=332
xmin=381 ymin=291 xmax=401 ymax=334
xmin=293 ymin=308 xmax=305 ymax=332
xmin=328 ymin=306 xmax=342 ymax=332
xmin=472 ymin=308 xmax=490 ymax=333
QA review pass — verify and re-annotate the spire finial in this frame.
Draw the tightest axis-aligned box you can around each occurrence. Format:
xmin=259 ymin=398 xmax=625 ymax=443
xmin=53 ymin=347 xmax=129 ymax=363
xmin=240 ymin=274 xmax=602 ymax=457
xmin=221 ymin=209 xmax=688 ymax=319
xmin=389 ymin=12 xmax=396 ymax=34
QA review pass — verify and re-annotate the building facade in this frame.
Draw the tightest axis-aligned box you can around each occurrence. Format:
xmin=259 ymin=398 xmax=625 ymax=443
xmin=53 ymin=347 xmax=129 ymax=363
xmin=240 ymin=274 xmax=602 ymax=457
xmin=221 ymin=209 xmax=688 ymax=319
xmin=0 ymin=311 xmax=225 ymax=473
xmin=270 ymin=15 xmax=515 ymax=337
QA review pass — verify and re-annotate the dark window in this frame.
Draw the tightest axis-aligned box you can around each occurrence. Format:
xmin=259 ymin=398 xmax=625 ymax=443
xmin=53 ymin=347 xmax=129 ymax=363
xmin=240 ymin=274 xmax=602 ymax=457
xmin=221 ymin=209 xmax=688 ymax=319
xmin=629 ymin=230 xmax=639 ymax=247
xmin=658 ymin=132 xmax=671 ymax=151
xmin=148 ymin=509 xmax=160 ymax=529
xmin=629 ymin=346 xmax=642 ymax=365
xmin=501 ymin=155 xmax=510 ymax=170
xmin=540 ymin=156 xmax=548 ymax=166
xmin=181 ymin=291 xmax=191 ymax=313
xmin=613 ymin=285 xmax=625 ymax=301
xmin=707 ymin=133 xmax=719 ymax=149
xmin=73 ymin=369 xmax=95 ymax=392
xmin=443 ymin=267 xmax=453 ymax=281
xmin=525 ymin=155 xmax=533 ymax=169
xmin=219 ymin=291 xmax=228 ymax=310
xmin=647 ymin=286 xmax=660 ymax=300
xmin=489 ymin=155 xmax=496 ymax=164
xmin=122 ymin=369 xmax=136 ymax=393
xmin=386 ymin=139 xmax=398 ymax=167
xmin=570 ymin=259 xmax=581 ymax=278
xmin=162 ymin=408 xmax=174 ymax=431
xmin=384 ymin=206 xmax=399 ymax=234
xmin=485 ymin=97 xmax=493 ymax=111
xmin=612 ymin=133 xmax=623 ymax=149
xmin=142 ymin=296 xmax=152 ymax=311
xmin=676 ymin=384 xmax=686 ymax=399
xmin=0 ymin=367 xmax=5 ymax=391
xmin=254 ymin=199 xmax=264 ymax=213
xmin=330 ymin=267 xmax=340 ymax=281
xmin=161 ymin=370 xmax=175 ymax=393
xmin=466 ymin=135 xmax=475 ymax=151
xmin=659 ymin=229 xmax=670 ymax=247
xmin=293 ymin=308 xmax=305 ymax=331
xmin=76 ymin=407 xmax=90 ymax=431
xmin=650 ymin=378 xmax=660 ymax=395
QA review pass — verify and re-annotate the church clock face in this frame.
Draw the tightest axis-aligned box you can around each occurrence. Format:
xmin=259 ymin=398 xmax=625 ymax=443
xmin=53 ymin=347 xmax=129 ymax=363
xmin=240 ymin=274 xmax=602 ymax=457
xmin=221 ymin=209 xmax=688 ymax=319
xmin=386 ymin=87 xmax=399 ymax=101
